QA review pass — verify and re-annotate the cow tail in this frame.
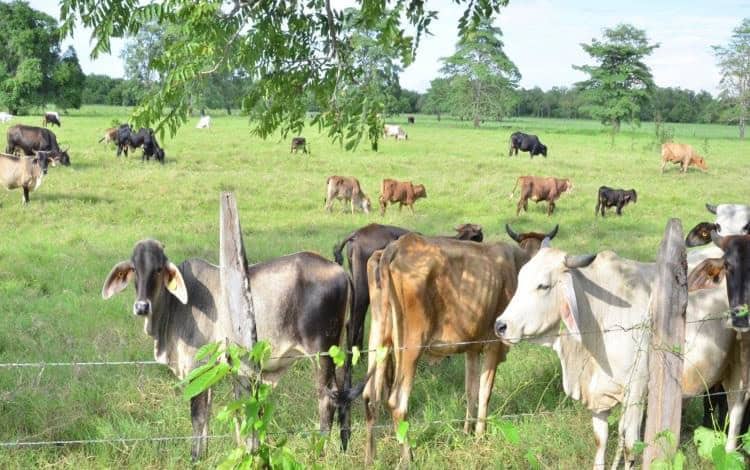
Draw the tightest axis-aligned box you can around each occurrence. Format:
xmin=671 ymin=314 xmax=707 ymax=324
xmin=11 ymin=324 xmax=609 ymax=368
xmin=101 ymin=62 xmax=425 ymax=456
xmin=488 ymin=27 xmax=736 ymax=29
xmin=509 ymin=177 xmax=520 ymax=199
xmin=332 ymin=231 xmax=356 ymax=266
xmin=333 ymin=274 xmax=371 ymax=406
xmin=97 ymin=136 xmax=105 ymax=143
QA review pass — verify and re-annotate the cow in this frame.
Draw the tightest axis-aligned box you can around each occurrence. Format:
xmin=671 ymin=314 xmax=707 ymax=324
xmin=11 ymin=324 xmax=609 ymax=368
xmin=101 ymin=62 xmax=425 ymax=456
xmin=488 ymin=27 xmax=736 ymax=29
xmin=685 ymin=204 xmax=750 ymax=259
xmin=508 ymin=132 xmax=547 ymax=158
xmin=378 ymin=178 xmax=426 ymax=216
xmin=384 ymin=124 xmax=407 ymax=140
xmin=493 ymin=245 xmax=742 ymax=469
xmin=0 ymin=112 xmax=13 ymax=123
xmin=5 ymin=125 xmax=70 ymax=166
xmin=331 ymin=223 xmax=487 ymax=350
xmin=595 ymin=186 xmax=637 ymax=217
xmin=660 ymin=143 xmax=707 ymax=173
xmin=98 ymin=128 xmax=118 ymax=145
xmin=325 ymin=176 xmax=372 ymax=214
xmin=101 ymin=240 xmax=357 ymax=460
xmin=196 ymin=116 xmax=211 ymax=129
xmin=407 ymin=116 xmax=415 ymax=124
xmin=360 ymin=231 xmax=553 ymax=464
xmin=0 ymin=152 xmax=49 ymax=204
xmin=290 ymin=137 xmax=308 ymax=154
xmin=504 ymin=224 xmax=559 ymax=253
xmin=42 ymin=111 xmax=61 ymax=128
xmin=509 ymin=175 xmax=572 ymax=216
xmin=115 ymin=125 xmax=165 ymax=163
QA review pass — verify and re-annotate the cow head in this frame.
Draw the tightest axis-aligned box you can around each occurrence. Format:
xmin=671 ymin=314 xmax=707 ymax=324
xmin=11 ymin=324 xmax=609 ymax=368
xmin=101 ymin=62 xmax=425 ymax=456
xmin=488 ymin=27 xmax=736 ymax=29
xmin=414 ymin=184 xmax=427 ymax=199
xmin=692 ymin=156 xmax=708 ymax=171
xmin=56 ymin=147 xmax=71 ymax=166
xmin=505 ymin=224 xmax=559 ymax=255
xmin=102 ymin=240 xmax=188 ymax=333
xmin=494 ymin=247 xmax=596 ymax=344
xmin=685 ymin=222 xmax=720 ymax=247
xmin=688 ymin=232 xmax=750 ymax=332
xmin=626 ymin=189 xmax=637 ymax=203
xmin=539 ymin=143 xmax=548 ymax=157
xmin=155 ymin=147 xmax=165 ymax=163
xmin=454 ymin=223 xmax=484 ymax=242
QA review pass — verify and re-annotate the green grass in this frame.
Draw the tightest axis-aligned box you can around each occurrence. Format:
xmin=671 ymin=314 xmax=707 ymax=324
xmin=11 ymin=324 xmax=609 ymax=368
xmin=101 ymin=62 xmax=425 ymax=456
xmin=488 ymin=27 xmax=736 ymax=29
xmin=0 ymin=107 xmax=747 ymax=468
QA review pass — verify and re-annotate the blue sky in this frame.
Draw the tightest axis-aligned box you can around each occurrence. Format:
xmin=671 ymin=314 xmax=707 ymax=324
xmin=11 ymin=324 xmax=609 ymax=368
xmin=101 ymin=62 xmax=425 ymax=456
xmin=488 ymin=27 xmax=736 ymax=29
xmin=31 ymin=0 xmax=749 ymax=95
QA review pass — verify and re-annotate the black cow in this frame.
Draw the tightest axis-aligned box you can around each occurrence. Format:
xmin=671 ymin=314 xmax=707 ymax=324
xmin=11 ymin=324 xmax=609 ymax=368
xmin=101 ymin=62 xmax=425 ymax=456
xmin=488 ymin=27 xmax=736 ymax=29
xmin=686 ymin=222 xmax=720 ymax=247
xmin=5 ymin=124 xmax=70 ymax=166
xmin=332 ymin=223 xmax=486 ymax=350
xmin=595 ymin=186 xmax=637 ymax=217
xmin=508 ymin=131 xmax=547 ymax=158
xmin=116 ymin=125 xmax=165 ymax=163
xmin=290 ymin=137 xmax=308 ymax=154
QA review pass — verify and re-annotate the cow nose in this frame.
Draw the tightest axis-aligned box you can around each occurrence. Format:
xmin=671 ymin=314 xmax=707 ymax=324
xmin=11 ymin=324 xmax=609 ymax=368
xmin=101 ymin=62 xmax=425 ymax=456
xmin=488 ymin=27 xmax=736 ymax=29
xmin=134 ymin=300 xmax=150 ymax=316
xmin=730 ymin=307 xmax=750 ymax=331
xmin=494 ymin=318 xmax=507 ymax=338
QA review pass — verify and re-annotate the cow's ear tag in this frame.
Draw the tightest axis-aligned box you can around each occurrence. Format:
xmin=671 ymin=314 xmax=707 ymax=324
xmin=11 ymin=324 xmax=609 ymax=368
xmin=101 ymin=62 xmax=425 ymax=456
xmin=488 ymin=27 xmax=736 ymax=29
xmin=164 ymin=262 xmax=188 ymax=304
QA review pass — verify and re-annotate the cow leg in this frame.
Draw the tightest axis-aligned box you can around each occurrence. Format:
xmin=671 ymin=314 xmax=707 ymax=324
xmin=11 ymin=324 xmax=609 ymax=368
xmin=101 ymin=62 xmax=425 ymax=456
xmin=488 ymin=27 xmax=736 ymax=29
xmin=516 ymin=197 xmax=525 ymax=216
xmin=408 ymin=203 xmax=415 ymax=215
xmin=660 ymin=158 xmax=667 ymax=173
xmin=475 ymin=346 xmax=505 ymax=435
xmin=592 ymin=410 xmax=610 ymax=469
xmin=595 ymin=198 xmax=602 ymax=217
xmin=22 ymin=186 xmax=30 ymax=205
xmin=317 ymin=355 xmax=337 ymax=436
xmin=547 ymin=201 xmax=555 ymax=216
xmin=463 ymin=351 xmax=480 ymax=433
xmin=190 ymin=388 xmax=212 ymax=461
xmin=616 ymin=202 xmax=624 ymax=216
xmin=379 ymin=199 xmax=387 ymax=216
xmin=387 ymin=346 xmax=420 ymax=464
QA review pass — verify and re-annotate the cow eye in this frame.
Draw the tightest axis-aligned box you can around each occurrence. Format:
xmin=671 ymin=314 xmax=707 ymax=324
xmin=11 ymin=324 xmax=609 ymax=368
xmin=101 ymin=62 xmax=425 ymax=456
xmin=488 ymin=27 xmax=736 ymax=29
xmin=537 ymin=283 xmax=551 ymax=290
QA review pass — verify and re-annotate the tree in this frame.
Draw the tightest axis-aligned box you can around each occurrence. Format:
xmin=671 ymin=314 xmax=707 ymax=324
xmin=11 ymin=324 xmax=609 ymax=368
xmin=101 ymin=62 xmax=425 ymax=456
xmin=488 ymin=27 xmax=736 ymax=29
xmin=713 ymin=18 xmax=750 ymax=139
xmin=421 ymin=78 xmax=452 ymax=120
xmin=59 ymin=0 xmax=509 ymax=146
xmin=0 ymin=1 xmax=61 ymax=114
xmin=52 ymin=47 xmax=86 ymax=110
xmin=574 ymin=24 xmax=659 ymax=132
xmin=440 ymin=19 xmax=520 ymax=127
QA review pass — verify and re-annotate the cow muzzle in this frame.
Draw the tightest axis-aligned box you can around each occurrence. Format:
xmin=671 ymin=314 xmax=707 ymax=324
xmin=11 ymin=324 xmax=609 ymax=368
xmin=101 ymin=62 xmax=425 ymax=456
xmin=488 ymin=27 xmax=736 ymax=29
xmin=494 ymin=318 xmax=508 ymax=338
xmin=729 ymin=305 xmax=750 ymax=333
xmin=133 ymin=300 xmax=151 ymax=316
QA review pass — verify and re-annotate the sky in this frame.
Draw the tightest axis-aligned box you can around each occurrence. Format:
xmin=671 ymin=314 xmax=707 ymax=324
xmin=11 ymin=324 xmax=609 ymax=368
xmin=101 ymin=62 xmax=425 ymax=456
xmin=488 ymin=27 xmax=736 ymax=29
xmin=29 ymin=0 xmax=750 ymax=95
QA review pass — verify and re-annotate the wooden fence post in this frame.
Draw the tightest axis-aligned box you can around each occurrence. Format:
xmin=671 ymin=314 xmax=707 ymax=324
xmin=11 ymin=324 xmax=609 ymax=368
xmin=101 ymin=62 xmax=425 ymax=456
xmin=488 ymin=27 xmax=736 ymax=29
xmin=219 ymin=192 xmax=256 ymax=348
xmin=643 ymin=218 xmax=687 ymax=468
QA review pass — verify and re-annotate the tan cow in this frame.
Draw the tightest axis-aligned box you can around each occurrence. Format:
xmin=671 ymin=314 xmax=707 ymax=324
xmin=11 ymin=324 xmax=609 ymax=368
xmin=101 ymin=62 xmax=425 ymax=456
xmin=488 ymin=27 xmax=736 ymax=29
xmin=379 ymin=178 xmax=426 ymax=215
xmin=98 ymin=128 xmax=118 ymax=145
xmin=324 ymin=175 xmax=372 ymax=214
xmin=362 ymin=233 xmax=542 ymax=463
xmin=660 ymin=143 xmax=708 ymax=173
xmin=509 ymin=175 xmax=572 ymax=216
xmin=0 ymin=152 xmax=49 ymax=204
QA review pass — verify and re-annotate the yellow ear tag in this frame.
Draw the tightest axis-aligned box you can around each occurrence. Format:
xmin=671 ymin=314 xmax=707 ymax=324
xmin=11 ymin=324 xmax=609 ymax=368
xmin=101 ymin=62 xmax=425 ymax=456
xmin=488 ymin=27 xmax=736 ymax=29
xmin=167 ymin=276 xmax=178 ymax=291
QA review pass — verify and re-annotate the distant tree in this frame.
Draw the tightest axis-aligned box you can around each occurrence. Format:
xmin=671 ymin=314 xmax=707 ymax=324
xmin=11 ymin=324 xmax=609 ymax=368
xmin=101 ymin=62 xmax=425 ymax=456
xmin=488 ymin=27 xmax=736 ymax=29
xmin=440 ymin=19 xmax=520 ymax=127
xmin=52 ymin=47 xmax=86 ymax=110
xmin=421 ymin=78 xmax=452 ymax=120
xmin=574 ymin=24 xmax=659 ymax=133
xmin=120 ymin=22 xmax=168 ymax=89
xmin=713 ymin=18 xmax=750 ymax=138
xmin=0 ymin=1 xmax=61 ymax=114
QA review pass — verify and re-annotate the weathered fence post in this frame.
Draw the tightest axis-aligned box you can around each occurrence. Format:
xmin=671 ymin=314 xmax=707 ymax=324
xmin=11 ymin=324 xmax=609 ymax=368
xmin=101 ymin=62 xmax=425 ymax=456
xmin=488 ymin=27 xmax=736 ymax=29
xmin=643 ymin=218 xmax=687 ymax=468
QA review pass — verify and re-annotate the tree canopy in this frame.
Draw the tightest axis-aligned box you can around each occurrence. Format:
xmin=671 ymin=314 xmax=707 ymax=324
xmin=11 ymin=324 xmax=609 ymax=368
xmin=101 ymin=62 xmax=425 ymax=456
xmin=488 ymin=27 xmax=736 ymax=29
xmin=713 ymin=18 xmax=750 ymax=139
xmin=573 ymin=24 xmax=659 ymax=132
xmin=59 ymin=0 xmax=509 ymax=146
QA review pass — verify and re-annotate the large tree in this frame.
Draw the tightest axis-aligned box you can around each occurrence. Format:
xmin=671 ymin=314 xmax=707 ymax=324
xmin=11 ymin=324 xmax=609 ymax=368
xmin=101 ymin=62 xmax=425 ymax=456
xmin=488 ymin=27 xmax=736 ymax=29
xmin=59 ymin=0 xmax=509 ymax=146
xmin=440 ymin=19 xmax=520 ymax=127
xmin=713 ymin=18 xmax=750 ymax=139
xmin=574 ymin=24 xmax=659 ymax=132
xmin=420 ymin=78 xmax=452 ymax=120
xmin=52 ymin=47 xmax=86 ymax=111
xmin=0 ymin=1 xmax=61 ymax=114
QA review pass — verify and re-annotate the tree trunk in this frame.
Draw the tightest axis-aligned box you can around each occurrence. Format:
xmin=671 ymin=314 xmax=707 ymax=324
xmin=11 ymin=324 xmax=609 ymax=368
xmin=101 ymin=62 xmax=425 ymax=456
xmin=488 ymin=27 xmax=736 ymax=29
xmin=473 ymin=115 xmax=480 ymax=128
xmin=612 ymin=118 xmax=621 ymax=133
xmin=226 ymin=107 xmax=232 ymax=116
xmin=436 ymin=113 xmax=441 ymax=122
xmin=739 ymin=103 xmax=746 ymax=139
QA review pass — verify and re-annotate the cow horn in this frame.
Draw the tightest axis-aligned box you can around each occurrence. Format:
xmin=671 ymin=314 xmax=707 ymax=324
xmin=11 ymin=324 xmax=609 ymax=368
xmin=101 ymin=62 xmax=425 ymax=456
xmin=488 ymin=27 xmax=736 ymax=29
xmin=546 ymin=224 xmax=559 ymax=240
xmin=541 ymin=236 xmax=552 ymax=248
xmin=564 ymin=254 xmax=597 ymax=269
xmin=710 ymin=230 xmax=725 ymax=249
xmin=706 ymin=203 xmax=717 ymax=214
xmin=505 ymin=224 xmax=521 ymax=242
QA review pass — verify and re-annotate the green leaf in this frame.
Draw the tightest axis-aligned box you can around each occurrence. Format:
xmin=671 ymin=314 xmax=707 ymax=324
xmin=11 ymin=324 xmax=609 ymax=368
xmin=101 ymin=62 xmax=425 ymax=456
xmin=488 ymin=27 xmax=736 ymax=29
xmin=524 ymin=449 xmax=540 ymax=469
xmin=328 ymin=345 xmax=346 ymax=368
xmin=694 ymin=426 xmax=725 ymax=460
xmin=195 ymin=341 xmax=220 ymax=361
xmin=496 ymin=420 xmax=520 ymax=444
xmin=251 ymin=341 xmax=272 ymax=366
xmin=632 ymin=440 xmax=646 ymax=455
xmin=183 ymin=362 xmax=230 ymax=399
xmin=396 ymin=420 xmax=410 ymax=444
xmin=352 ymin=346 xmax=361 ymax=366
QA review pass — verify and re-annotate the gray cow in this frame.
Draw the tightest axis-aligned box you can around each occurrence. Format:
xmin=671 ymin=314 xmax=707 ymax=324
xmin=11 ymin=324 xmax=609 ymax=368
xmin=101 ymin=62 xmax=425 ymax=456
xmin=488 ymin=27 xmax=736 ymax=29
xmin=102 ymin=240 xmax=356 ymax=459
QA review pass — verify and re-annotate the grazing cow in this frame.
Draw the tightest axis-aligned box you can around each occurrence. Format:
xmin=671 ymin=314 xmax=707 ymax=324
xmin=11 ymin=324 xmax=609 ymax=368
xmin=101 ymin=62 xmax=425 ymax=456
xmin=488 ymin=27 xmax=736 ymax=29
xmin=379 ymin=178 xmax=426 ymax=215
xmin=98 ymin=128 xmax=118 ymax=145
xmin=508 ymin=132 xmax=547 ymax=158
xmin=325 ymin=176 xmax=372 ymax=214
xmin=407 ymin=116 xmax=415 ymax=124
xmin=290 ymin=137 xmax=308 ymax=154
xmin=6 ymin=125 xmax=70 ymax=166
xmin=384 ymin=124 xmax=407 ymax=140
xmin=42 ymin=111 xmax=61 ymax=128
xmin=660 ymin=143 xmax=707 ymax=173
xmin=510 ymin=175 xmax=572 ymax=216
xmin=0 ymin=152 xmax=49 ymax=204
xmin=494 ymin=246 xmax=740 ymax=468
xmin=102 ymin=240 xmax=356 ymax=459
xmin=595 ymin=186 xmax=637 ymax=217
xmin=116 ymin=124 xmax=165 ymax=163
xmin=360 ymin=231 xmax=551 ymax=463
xmin=332 ymin=223 xmax=486 ymax=350
xmin=0 ymin=112 xmax=13 ymax=123
xmin=196 ymin=116 xmax=211 ymax=129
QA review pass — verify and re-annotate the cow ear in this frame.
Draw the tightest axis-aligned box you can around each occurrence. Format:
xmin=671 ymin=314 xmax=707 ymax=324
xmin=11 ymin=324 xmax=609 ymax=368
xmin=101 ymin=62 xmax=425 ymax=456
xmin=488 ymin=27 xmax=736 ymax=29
xmin=560 ymin=272 xmax=581 ymax=341
xmin=164 ymin=261 xmax=188 ymax=304
xmin=102 ymin=261 xmax=135 ymax=299
xmin=687 ymin=258 xmax=725 ymax=292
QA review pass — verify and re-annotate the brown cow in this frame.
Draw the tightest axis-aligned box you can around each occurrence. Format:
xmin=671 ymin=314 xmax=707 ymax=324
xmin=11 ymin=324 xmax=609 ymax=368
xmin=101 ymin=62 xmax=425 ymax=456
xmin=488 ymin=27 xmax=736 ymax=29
xmin=325 ymin=175 xmax=371 ymax=214
xmin=660 ymin=143 xmax=708 ymax=173
xmin=379 ymin=178 xmax=426 ymax=215
xmin=98 ymin=128 xmax=118 ymax=145
xmin=510 ymin=175 xmax=572 ymax=216
xmin=361 ymin=228 xmax=556 ymax=464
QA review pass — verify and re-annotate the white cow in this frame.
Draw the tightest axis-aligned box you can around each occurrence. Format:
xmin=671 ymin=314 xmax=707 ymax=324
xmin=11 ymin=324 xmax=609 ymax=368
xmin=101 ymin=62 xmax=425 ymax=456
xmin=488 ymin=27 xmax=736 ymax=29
xmin=494 ymin=247 xmax=740 ymax=469
xmin=687 ymin=203 xmax=750 ymax=265
xmin=384 ymin=124 xmax=407 ymax=140
xmin=0 ymin=112 xmax=12 ymax=123
xmin=196 ymin=116 xmax=211 ymax=129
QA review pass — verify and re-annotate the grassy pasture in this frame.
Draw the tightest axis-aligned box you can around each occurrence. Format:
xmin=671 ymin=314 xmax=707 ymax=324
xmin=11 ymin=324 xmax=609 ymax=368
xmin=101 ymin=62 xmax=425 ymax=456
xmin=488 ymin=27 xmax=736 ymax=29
xmin=0 ymin=107 xmax=748 ymax=468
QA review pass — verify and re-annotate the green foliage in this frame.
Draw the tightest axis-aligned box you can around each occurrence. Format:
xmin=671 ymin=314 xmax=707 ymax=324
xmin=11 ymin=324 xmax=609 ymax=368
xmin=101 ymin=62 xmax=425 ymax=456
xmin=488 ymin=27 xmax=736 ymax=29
xmin=59 ymin=0 xmax=508 ymax=146
xmin=395 ymin=420 xmax=410 ymax=445
xmin=52 ymin=47 xmax=86 ymax=111
xmin=421 ymin=78 xmax=452 ymax=119
xmin=351 ymin=346 xmax=361 ymax=366
xmin=712 ymin=18 xmax=750 ymax=138
xmin=693 ymin=427 xmax=745 ymax=470
xmin=327 ymin=345 xmax=346 ymax=368
xmin=574 ymin=24 xmax=659 ymax=132
xmin=650 ymin=430 xmax=685 ymax=470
